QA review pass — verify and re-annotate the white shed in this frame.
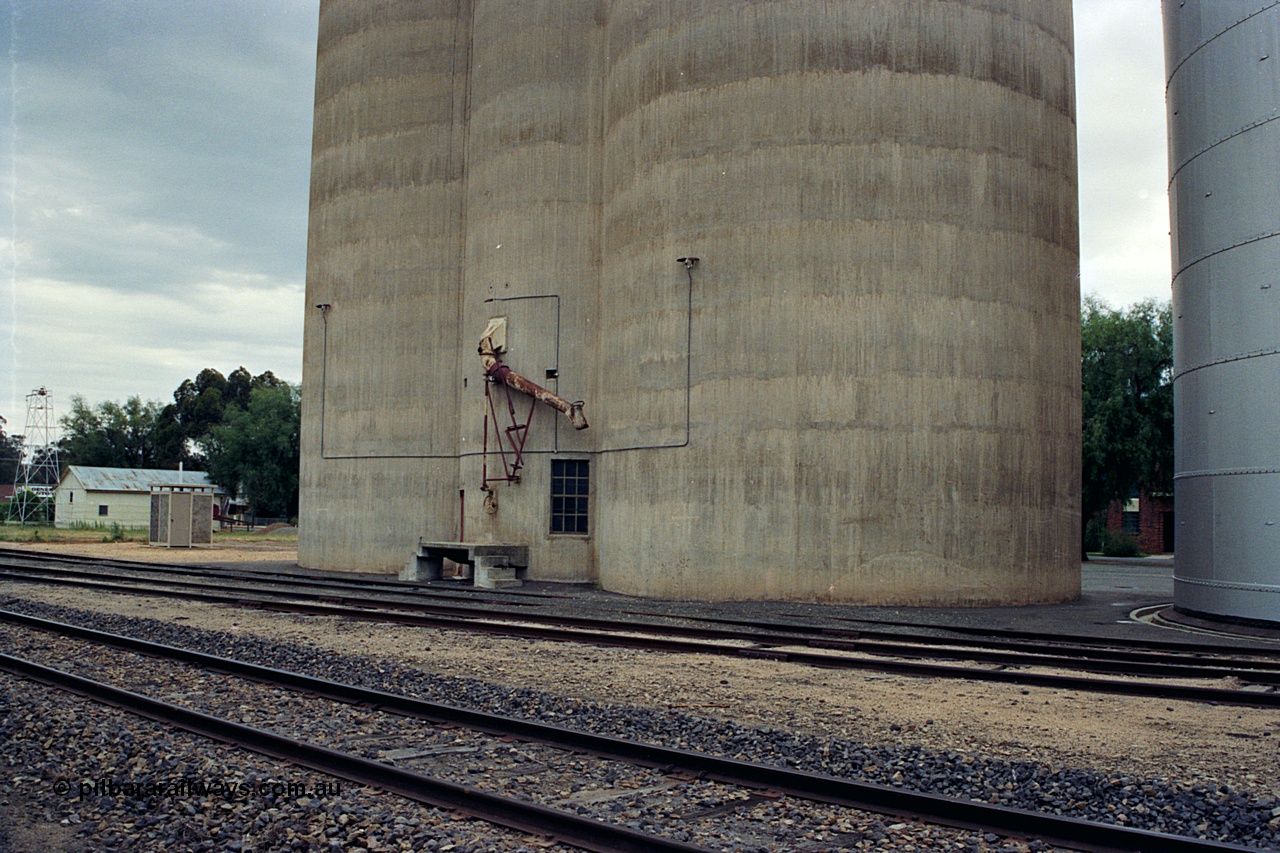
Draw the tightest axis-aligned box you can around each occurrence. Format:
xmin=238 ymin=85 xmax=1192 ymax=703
xmin=54 ymin=466 xmax=217 ymax=529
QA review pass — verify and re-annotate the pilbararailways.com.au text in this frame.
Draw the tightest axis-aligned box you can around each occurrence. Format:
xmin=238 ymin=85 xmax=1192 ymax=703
xmin=52 ymin=777 xmax=342 ymax=801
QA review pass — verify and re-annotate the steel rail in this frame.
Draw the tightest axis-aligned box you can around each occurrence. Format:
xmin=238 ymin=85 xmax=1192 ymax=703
xmin=0 ymin=651 xmax=712 ymax=853
xmin=6 ymin=550 xmax=1277 ymax=663
xmin=4 ymin=564 xmax=1280 ymax=695
xmin=821 ymin=611 xmax=1280 ymax=655
xmin=0 ymin=563 xmax=552 ymax=614
xmin=0 ymin=610 xmax=1261 ymax=853
xmin=653 ymin=607 xmax=1280 ymax=658
xmin=0 ymin=547 xmax=566 ymax=602
xmin=0 ymin=564 xmax=776 ymax=639
xmin=2 ymin=572 xmax=1280 ymax=707
xmin=4 ymin=558 xmax=1279 ymax=677
xmin=3 ymin=568 xmax=1280 ymax=714
xmin=7 ymin=548 xmax=1277 ymax=661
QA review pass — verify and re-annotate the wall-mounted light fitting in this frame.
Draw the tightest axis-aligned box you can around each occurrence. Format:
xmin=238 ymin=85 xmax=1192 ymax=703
xmin=676 ymin=257 xmax=700 ymax=269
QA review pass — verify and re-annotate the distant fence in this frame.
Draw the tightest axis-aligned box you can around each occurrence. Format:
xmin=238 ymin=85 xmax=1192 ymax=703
xmin=217 ymin=515 xmax=291 ymax=531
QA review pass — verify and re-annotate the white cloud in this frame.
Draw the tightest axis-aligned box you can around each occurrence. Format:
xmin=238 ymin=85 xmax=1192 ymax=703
xmin=9 ymin=272 xmax=302 ymax=418
xmin=1074 ymin=0 xmax=1173 ymax=308
xmin=1 ymin=0 xmax=317 ymax=419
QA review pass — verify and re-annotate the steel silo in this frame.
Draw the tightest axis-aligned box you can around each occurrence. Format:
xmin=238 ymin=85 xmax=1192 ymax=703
xmin=1166 ymin=0 xmax=1280 ymax=624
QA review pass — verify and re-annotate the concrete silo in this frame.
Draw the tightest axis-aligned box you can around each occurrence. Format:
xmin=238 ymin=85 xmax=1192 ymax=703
xmin=300 ymin=0 xmax=469 ymax=571
xmin=1165 ymin=0 xmax=1280 ymax=625
xmin=301 ymin=0 xmax=1081 ymax=605
xmin=454 ymin=0 xmax=604 ymax=581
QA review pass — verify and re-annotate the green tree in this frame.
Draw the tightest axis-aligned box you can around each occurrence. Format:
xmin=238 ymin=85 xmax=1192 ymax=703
xmin=59 ymin=395 xmax=165 ymax=469
xmin=155 ymin=367 xmax=288 ymax=467
xmin=1081 ymin=296 xmax=1174 ymax=547
xmin=202 ymin=383 xmax=300 ymax=518
xmin=225 ymin=366 xmax=254 ymax=410
xmin=0 ymin=425 xmax=23 ymax=485
xmin=154 ymin=368 xmax=230 ymax=467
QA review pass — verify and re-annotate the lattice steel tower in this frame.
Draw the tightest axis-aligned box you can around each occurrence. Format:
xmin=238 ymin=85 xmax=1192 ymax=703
xmin=13 ymin=387 xmax=60 ymax=524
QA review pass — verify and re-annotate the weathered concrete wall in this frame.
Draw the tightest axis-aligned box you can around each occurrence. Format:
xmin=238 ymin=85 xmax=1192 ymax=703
xmin=456 ymin=0 xmax=603 ymax=581
xmin=300 ymin=0 xmax=469 ymax=571
xmin=301 ymin=0 xmax=1081 ymax=604
xmin=593 ymin=0 xmax=1080 ymax=603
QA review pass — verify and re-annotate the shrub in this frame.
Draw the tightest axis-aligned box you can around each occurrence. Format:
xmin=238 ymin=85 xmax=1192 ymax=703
xmin=1101 ymin=529 xmax=1141 ymax=558
xmin=1083 ymin=518 xmax=1106 ymax=553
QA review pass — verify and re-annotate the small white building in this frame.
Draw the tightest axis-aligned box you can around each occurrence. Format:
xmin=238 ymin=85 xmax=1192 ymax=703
xmin=54 ymin=466 xmax=218 ymax=529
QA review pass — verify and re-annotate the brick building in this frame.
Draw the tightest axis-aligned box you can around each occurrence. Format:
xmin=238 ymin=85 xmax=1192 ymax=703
xmin=1106 ymin=491 xmax=1174 ymax=555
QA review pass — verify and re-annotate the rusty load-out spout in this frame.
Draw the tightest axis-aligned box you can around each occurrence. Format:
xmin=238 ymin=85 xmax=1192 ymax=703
xmin=479 ymin=320 xmax=588 ymax=430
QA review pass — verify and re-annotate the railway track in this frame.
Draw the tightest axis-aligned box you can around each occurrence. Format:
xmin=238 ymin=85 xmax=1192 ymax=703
xmin=5 ymin=547 xmax=1273 ymax=658
xmin=0 ymin=609 xmax=1268 ymax=853
xmin=2 ymin=552 xmax=1279 ymax=708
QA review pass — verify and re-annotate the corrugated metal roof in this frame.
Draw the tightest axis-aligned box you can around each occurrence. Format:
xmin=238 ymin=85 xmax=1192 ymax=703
xmin=61 ymin=466 xmax=219 ymax=493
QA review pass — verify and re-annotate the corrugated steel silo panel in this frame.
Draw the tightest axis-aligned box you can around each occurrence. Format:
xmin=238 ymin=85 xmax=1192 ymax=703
xmin=1166 ymin=0 xmax=1280 ymax=624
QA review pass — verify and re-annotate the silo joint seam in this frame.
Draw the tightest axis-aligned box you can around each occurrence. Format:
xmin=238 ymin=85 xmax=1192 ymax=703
xmin=1169 ymin=111 xmax=1280 ymax=183
xmin=938 ymin=1 xmax=1075 ymax=53
xmin=1174 ymin=576 xmax=1280 ymax=594
xmin=1174 ymin=467 xmax=1280 ymax=481
xmin=1174 ymin=346 xmax=1280 ymax=380
xmin=1165 ymin=1 xmax=1280 ymax=87
xmin=1174 ymin=229 xmax=1280 ymax=278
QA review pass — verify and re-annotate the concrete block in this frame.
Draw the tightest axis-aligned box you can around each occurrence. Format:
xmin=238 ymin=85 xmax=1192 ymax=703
xmin=400 ymin=551 xmax=443 ymax=582
xmin=474 ymin=557 xmax=523 ymax=590
xmin=402 ymin=541 xmax=528 ymax=587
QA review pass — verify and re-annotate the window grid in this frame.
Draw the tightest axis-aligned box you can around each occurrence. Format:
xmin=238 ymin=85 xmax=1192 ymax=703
xmin=550 ymin=459 xmax=589 ymax=535
xmin=1122 ymin=511 xmax=1140 ymax=536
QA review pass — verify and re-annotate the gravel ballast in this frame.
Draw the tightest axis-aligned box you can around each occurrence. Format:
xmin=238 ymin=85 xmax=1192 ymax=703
xmin=0 ymin=672 xmax=576 ymax=853
xmin=2 ymin=594 xmax=1278 ymax=850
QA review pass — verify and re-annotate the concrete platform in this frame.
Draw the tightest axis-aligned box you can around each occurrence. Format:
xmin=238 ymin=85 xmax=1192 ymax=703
xmin=522 ymin=558 xmax=1198 ymax=645
xmin=190 ymin=556 xmax=1280 ymax=650
xmin=457 ymin=557 xmax=1277 ymax=650
xmin=401 ymin=541 xmax=528 ymax=590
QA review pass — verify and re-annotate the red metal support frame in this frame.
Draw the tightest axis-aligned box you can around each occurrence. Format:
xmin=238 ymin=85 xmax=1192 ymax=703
xmin=482 ymin=378 xmax=537 ymax=489
xmin=478 ymin=321 xmax=588 ymax=491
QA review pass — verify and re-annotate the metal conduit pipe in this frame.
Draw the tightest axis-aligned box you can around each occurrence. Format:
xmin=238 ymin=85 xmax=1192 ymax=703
xmin=478 ymin=323 xmax=588 ymax=430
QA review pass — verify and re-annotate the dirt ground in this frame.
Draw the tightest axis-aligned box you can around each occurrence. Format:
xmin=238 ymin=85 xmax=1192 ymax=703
xmin=4 ymin=537 xmax=298 ymax=563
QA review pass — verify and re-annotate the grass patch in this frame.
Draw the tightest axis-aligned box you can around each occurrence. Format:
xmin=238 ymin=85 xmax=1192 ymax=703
xmin=0 ymin=523 xmax=149 ymax=544
xmin=0 ymin=523 xmax=296 ymax=545
xmin=213 ymin=529 xmax=298 ymax=544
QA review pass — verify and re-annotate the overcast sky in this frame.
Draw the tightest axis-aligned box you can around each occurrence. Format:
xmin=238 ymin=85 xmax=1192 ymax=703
xmin=1 ymin=0 xmax=1171 ymax=430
